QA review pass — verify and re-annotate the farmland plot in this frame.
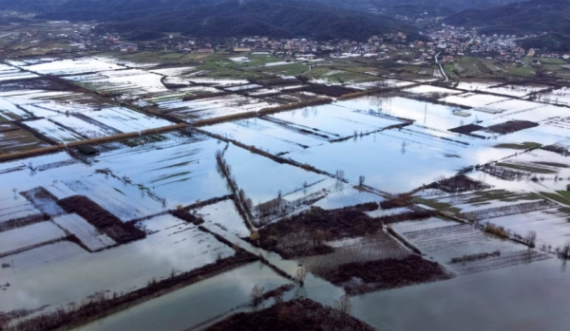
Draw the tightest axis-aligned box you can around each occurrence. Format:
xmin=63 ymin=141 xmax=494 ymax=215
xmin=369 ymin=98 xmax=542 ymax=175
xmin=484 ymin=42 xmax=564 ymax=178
xmin=0 ymin=64 xmax=38 ymax=82
xmin=160 ymin=95 xmax=279 ymax=123
xmin=485 ymin=84 xmax=550 ymax=98
xmin=224 ymin=144 xmax=325 ymax=205
xmin=53 ymin=213 xmax=116 ymax=251
xmin=312 ymin=186 xmax=383 ymax=210
xmin=201 ymin=118 xmax=325 ymax=155
xmin=486 ymin=209 xmax=570 ymax=249
xmin=21 ymin=101 xmax=97 ymax=116
xmin=392 ymin=218 xmax=550 ymax=275
xmin=194 ymin=199 xmax=250 ymax=238
xmin=225 ymin=84 xmax=262 ymax=92
xmin=289 ymin=128 xmax=513 ymax=194
xmin=22 ymin=58 xmax=125 ymax=76
xmin=55 ymin=173 xmax=168 ymax=222
xmin=67 ymin=69 xmax=168 ymax=95
xmin=20 ymin=187 xmax=65 ymax=216
xmin=275 ymin=176 xmax=384 ymax=211
xmin=439 ymin=93 xmax=509 ymax=109
xmin=347 ymin=79 xmax=415 ymax=90
xmin=537 ymin=87 xmax=570 ymax=106
xmin=338 ymin=96 xmax=495 ymax=131
xmin=0 ymin=98 xmax=33 ymax=121
xmin=301 ymin=231 xmax=411 ymax=272
xmin=0 ymin=123 xmax=50 ymax=155
xmin=148 ymin=66 xmax=196 ymax=77
xmin=188 ymin=78 xmax=249 ymax=86
xmin=82 ymin=107 xmax=172 ymax=133
xmin=50 ymin=115 xmax=119 ymax=139
xmin=0 ymin=90 xmax=95 ymax=107
xmin=402 ymin=85 xmax=462 ymax=97
xmin=23 ymin=118 xmax=85 ymax=142
xmin=0 ymin=221 xmax=234 ymax=313
xmin=0 ymin=222 xmax=66 ymax=257
xmin=268 ymin=103 xmax=406 ymax=140
xmin=92 ymin=132 xmax=229 ymax=206
xmin=479 ymin=99 xmax=542 ymax=117
xmin=0 ymin=190 xmax=41 ymax=224
xmin=136 ymin=214 xmax=187 ymax=234
xmin=455 ymin=81 xmax=498 ymax=92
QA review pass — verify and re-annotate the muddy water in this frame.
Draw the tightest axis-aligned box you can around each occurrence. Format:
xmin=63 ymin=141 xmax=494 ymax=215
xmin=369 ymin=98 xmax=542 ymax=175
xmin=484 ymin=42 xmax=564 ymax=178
xmin=76 ymin=262 xmax=294 ymax=331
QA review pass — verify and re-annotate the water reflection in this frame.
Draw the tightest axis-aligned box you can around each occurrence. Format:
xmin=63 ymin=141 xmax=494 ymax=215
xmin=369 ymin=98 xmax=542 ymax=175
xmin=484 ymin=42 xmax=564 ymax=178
xmin=77 ymin=262 xmax=293 ymax=331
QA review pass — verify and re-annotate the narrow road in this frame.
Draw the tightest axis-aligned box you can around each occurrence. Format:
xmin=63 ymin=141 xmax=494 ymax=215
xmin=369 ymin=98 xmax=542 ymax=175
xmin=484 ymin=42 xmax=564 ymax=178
xmin=435 ymin=52 xmax=449 ymax=82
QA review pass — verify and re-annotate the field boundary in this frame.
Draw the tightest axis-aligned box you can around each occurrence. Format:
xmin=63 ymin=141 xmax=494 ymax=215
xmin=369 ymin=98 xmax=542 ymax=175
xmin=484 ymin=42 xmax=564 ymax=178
xmin=0 ymin=123 xmax=188 ymax=163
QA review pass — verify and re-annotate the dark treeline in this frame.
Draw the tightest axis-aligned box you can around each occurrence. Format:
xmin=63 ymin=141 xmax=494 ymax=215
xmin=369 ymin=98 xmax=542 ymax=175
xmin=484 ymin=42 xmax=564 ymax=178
xmin=26 ymin=0 xmax=419 ymax=41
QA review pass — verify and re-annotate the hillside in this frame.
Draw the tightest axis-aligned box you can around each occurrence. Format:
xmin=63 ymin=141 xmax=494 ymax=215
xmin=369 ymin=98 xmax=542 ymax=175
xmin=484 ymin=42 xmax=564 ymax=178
xmin=444 ymin=0 xmax=570 ymax=35
xmin=520 ymin=33 xmax=570 ymax=52
xmin=35 ymin=0 xmax=419 ymax=41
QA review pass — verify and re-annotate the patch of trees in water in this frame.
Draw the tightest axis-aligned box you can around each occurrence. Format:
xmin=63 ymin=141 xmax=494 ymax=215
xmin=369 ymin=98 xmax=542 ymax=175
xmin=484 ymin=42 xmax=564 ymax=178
xmin=317 ymin=255 xmax=452 ymax=295
xmin=248 ymin=206 xmax=437 ymax=259
xmin=205 ymin=298 xmax=375 ymax=331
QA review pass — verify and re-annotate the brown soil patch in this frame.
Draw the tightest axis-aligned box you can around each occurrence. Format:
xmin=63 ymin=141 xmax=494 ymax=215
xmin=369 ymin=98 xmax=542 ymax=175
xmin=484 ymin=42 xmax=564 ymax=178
xmin=317 ymin=255 xmax=451 ymax=295
xmin=541 ymin=145 xmax=568 ymax=155
xmin=205 ymin=298 xmax=375 ymax=331
xmin=303 ymin=85 xmax=358 ymax=97
xmin=380 ymin=195 xmax=412 ymax=209
xmin=171 ymin=209 xmax=204 ymax=225
xmin=376 ymin=210 xmax=438 ymax=224
xmin=426 ymin=175 xmax=491 ymax=193
xmin=0 ymin=127 xmax=50 ymax=155
xmin=57 ymin=195 xmax=145 ymax=244
xmin=448 ymin=123 xmax=484 ymax=134
xmin=487 ymin=120 xmax=539 ymax=134
xmin=249 ymin=207 xmax=382 ymax=259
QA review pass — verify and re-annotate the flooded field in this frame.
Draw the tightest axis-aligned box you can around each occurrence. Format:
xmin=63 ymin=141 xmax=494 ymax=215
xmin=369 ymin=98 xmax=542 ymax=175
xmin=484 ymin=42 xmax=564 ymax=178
xmin=76 ymin=262 xmax=293 ymax=331
xmin=0 ymin=217 xmax=235 ymax=313
xmin=155 ymin=94 xmax=279 ymax=123
xmin=0 ymin=64 xmax=39 ymax=82
xmin=3 ymin=53 xmax=570 ymax=331
xmin=20 ymin=58 xmax=125 ymax=76
xmin=67 ymin=69 xmax=169 ymax=95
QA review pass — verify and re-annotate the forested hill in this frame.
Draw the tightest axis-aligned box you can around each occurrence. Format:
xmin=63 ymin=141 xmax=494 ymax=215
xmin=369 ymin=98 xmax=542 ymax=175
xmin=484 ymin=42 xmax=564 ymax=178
xmin=30 ymin=0 xmax=419 ymax=41
xmin=444 ymin=0 xmax=570 ymax=35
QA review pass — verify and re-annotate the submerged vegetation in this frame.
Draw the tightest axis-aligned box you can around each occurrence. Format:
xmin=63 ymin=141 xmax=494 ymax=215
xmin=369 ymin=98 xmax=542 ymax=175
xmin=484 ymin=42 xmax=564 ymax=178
xmin=206 ymin=298 xmax=375 ymax=331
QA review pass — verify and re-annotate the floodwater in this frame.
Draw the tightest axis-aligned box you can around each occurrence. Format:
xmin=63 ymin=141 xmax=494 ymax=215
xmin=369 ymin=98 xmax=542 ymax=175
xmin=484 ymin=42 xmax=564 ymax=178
xmin=76 ymin=262 xmax=294 ymax=331
xmin=201 ymin=117 xmax=325 ymax=155
xmin=224 ymin=144 xmax=325 ymax=204
xmin=288 ymin=128 xmax=513 ymax=194
xmin=0 ymin=216 xmax=234 ymax=313
xmin=351 ymin=258 xmax=570 ymax=331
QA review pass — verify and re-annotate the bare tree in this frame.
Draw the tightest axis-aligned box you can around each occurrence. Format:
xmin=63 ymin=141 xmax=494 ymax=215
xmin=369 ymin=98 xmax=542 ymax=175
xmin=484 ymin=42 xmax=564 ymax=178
xmin=358 ymin=175 xmax=365 ymax=187
xmin=561 ymin=242 xmax=570 ymax=260
xmin=250 ymin=285 xmax=265 ymax=306
xmin=526 ymin=230 xmax=537 ymax=248
xmin=334 ymin=294 xmax=352 ymax=315
xmin=295 ymin=266 xmax=308 ymax=286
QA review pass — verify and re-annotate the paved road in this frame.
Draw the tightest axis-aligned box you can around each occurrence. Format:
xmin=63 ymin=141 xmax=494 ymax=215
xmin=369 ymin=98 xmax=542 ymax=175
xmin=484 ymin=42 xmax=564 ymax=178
xmin=435 ymin=52 xmax=449 ymax=82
